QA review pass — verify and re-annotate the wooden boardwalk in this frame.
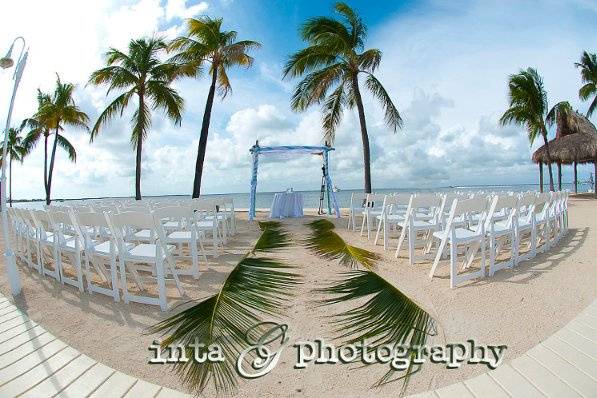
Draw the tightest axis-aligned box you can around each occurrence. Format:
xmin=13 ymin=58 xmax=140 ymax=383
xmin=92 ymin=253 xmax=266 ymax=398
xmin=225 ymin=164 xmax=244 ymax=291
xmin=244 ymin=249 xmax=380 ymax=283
xmin=409 ymin=300 xmax=597 ymax=398
xmin=0 ymin=295 xmax=189 ymax=398
xmin=0 ymin=294 xmax=595 ymax=397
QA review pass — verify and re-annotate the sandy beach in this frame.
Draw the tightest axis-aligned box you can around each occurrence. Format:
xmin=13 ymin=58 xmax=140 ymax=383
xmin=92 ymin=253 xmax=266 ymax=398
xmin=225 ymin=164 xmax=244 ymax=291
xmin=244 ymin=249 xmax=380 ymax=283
xmin=1 ymin=195 xmax=596 ymax=397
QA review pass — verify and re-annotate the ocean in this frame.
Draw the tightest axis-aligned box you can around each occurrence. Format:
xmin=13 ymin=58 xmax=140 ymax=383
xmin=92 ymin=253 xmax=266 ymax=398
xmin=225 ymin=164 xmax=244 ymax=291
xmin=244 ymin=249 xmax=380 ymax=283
xmin=12 ymin=182 xmax=592 ymax=210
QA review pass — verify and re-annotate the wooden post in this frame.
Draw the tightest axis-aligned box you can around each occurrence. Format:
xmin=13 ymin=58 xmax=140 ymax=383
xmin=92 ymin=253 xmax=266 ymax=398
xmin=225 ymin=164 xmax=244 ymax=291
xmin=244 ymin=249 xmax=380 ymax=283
xmin=539 ymin=162 xmax=544 ymax=193
xmin=557 ymin=163 xmax=562 ymax=191
xmin=574 ymin=161 xmax=578 ymax=194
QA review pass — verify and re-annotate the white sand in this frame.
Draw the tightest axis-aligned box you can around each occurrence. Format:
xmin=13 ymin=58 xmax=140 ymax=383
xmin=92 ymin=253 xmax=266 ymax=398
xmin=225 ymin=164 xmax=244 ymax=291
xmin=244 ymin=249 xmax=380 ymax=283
xmin=1 ymin=196 xmax=596 ymax=397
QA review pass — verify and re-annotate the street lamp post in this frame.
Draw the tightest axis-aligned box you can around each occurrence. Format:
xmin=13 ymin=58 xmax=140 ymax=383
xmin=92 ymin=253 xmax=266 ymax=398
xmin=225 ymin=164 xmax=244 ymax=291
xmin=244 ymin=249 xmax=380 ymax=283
xmin=1 ymin=37 xmax=28 ymax=296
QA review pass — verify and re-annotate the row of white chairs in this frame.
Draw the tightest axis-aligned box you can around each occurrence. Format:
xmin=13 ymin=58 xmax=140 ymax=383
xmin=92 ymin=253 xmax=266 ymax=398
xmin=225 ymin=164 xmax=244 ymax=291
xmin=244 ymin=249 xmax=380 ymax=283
xmin=347 ymin=191 xmax=569 ymax=288
xmin=9 ymin=197 xmax=237 ymax=311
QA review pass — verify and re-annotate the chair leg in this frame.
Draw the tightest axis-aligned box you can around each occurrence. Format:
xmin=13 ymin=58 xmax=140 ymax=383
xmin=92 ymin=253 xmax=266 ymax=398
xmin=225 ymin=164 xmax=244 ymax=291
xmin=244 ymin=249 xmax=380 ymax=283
xmin=408 ymin=227 xmax=415 ymax=266
xmin=374 ymin=219 xmax=383 ymax=246
xmin=449 ymin=240 xmax=458 ymax=288
xmin=75 ymin=249 xmax=84 ymax=292
xmin=429 ymin=236 xmax=447 ymax=278
xmin=395 ymin=226 xmax=407 ymax=258
xmin=156 ymin=255 xmax=168 ymax=312
xmin=109 ymin=254 xmax=120 ymax=302
xmin=489 ymin=235 xmax=496 ymax=276
xmin=190 ymin=240 xmax=199 ymax=279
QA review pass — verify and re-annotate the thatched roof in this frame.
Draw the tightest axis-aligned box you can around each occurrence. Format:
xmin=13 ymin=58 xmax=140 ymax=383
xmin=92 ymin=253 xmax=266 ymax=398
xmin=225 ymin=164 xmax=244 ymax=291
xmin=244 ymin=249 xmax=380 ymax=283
xmin=532 ymin=111 xmax=597 ymax=164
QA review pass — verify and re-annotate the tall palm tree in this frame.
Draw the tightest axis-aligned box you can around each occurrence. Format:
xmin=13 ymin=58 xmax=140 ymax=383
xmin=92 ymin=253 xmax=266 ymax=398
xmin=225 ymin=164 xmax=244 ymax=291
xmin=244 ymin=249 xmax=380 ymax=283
xmin=575 ymin=51 xmax=597 ymax=117
xmin=22 ymin=76 xmax=86 ymax=205
xmin=0 ymin=128 xmax=28 ymax=207
xmin=169 ymin=17 xmax=261 ymax=198
xmin=89 ymin=38 xmax=187 ymax=200
xmin=284 ymin=2 xmax=402 ymax=193
xmin=500 ymin=68 xmax=560 ymax=192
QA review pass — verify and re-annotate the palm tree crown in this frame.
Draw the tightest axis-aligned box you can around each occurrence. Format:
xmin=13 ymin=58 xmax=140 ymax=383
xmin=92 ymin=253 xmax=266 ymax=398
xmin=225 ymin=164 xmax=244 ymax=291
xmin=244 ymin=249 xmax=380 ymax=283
xmin=575 ymin=51 xmax=597 ymax=117
xmin=284 ymin=2 xmax=401 ymax=193
xmin=89 ymin=37 xmax=187 ymax=200
xmin=170 ymin=17 xmax=261 ymax=198
xmin=0 ymin=128 xmax=28 ymax=207
xmin=22 ymin=76 xmax=87 ymax=204
xmin=499 ymin=67 xmax=568 ymax=192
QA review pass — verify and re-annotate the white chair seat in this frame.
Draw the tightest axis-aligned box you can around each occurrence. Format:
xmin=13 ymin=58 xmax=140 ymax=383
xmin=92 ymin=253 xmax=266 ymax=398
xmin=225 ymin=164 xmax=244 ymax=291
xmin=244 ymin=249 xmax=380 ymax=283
xmin=433 ymin=227 xmax=481 ymax=243
xmin=168 ymin=230 xmax=205 ymax=241
xmin=126 ymin=243 xmax=175 ymax=261
xmin=46 ymin=234 xmax=74 ymax=244
xmin=92 ymin=241 xmax=133 ymax=256
xmin=487 ymin=220 xmax=513 ymax=236
xmin=163 ymin=221 xmax=181 ymax=228
xmin=195 ymin=221 xmax=216 ymax=229
xmin=133 ymin=229 xmax=153 ymax=240
xmin=411 ymin=220 xmax=435 ymax=229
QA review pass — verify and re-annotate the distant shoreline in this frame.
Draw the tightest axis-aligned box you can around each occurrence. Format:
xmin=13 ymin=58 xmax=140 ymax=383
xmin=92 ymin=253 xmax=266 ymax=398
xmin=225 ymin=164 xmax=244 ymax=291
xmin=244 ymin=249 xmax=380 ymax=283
xmin=10 ymin=181 xmax=591 ymax=203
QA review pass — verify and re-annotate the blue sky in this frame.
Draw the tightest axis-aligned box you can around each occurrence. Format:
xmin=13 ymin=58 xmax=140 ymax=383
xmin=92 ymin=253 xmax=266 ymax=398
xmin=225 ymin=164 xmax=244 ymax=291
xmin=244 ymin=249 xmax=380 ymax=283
xmin=1 ymin=0 xmax=596 ymax=199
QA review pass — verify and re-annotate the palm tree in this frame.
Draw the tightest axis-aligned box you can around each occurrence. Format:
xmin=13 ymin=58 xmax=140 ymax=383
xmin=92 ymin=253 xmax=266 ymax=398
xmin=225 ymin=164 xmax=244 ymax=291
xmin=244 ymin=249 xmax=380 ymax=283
xmin=22 ymin=76 xmax=86 ymax=205
xmin=0 ymin=128 xmax=28 ymax=207
xmin=500 ymin=68 xmax=561 ymax=192
xmin=89 ymin=38 xmax=187 ymax=200
xmin=169 ymin=17 xmax=261 ymax=198
xmin=284 ymin=2 xmax=402 ymax=193
xmin=575 ymin=51 xmax=597 ymax=117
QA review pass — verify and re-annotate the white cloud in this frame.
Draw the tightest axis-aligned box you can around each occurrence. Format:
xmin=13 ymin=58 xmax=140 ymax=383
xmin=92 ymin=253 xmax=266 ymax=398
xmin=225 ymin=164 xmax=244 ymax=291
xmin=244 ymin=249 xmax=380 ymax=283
xmin=165 ymin=0 xmax=208 ymax=21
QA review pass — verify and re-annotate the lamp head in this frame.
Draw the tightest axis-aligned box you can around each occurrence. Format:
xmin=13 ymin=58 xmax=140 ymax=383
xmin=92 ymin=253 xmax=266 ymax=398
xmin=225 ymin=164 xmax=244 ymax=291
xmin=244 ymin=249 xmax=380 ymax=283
xmin=1 ymin=43 xmax=15 ymax=69
xmin=0 ymin=57 xmax=14 ymax=69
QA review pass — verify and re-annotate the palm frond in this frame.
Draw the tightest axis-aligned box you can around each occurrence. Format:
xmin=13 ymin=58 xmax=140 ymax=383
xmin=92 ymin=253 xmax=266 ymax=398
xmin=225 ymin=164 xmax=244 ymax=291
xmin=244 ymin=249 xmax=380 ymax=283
xmin=55 ymin=134 xmax=77 ymax=162
xmin=365 ymin=73 xmax=402 ymax=131
xmin=317 ymin=270 xmax=436 ymax=392
xmin=546 ymin=101 xmax=572 ymax=127
xmin=90 ymin=90 xmax=134 ymax=141
xmin=306 ymin=219 xmax=436 ymax=394
xmin=304 ymin=219 xmax=379 ymax=269
xmin=322 ymin=83 xmax=346 ymax=142
xmin=148 ymin=222 xmax=300 ymax=394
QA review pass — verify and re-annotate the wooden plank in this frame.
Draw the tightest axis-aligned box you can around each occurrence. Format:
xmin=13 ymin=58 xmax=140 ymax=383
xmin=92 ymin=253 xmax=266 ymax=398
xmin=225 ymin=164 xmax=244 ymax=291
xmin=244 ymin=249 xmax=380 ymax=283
xmin=155 ymin=387 xmax=190 ymax=397
xmin=557 ymin=328 xmax=597 ymax=360
xmin=435 ymin=382 xmax=474 ymax=398
xmin=0 ymin=325 xmax=47 ymax=356
xmin=0 ymin=339 xmax=66 ymax=382
xmin=20 ymin=354 xmax=96 ymax=398
xmin=568 ymin=320 xmax=597 ymax=344
xmin=542 ymin=338 xmax=597 ymax=378
xmin=0 ymin=305 xmax=18 ymax=317
xmin=463 ymin=373 xmax=510 ymax=398
xmin=406 ymin=391 xmax=438 ymax=398
xmin=527 ymin=344 xmax=597 ymax=397
xmin=0 ymin=320 xmax=38 ymax=344
xmin=55 ymin=363 xmax=114 ymax=398
xmin=89 ymin=371 xmax=137 ymax=398
xmin=0 ymin=313 xmax=33 ymax=333
xmin=0 ymin=347 xmax=80 ymax=397
xmin=488 ymin=363 xmax=544 ymax=397
xmin=511 ymin=354 xmax=582 ymax=397
xmin=122 ymin=379 xmax=161 ymax=397
xmin=0 ymin=332 xmax=56 ymax=369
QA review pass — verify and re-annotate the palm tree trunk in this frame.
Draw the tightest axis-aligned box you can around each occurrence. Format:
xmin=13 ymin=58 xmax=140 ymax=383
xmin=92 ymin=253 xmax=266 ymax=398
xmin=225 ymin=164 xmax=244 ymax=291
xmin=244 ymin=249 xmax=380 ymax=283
xmin=9 ymin=157 xmax=12 ymax=207
xmin=44 ymin=133 xmax=49 ymax=202
xmin=46 ymin=128 xmax=60 ymax=205
xmin=351 ymin=74 xmax=372 ymax=193
xmin=192 ymin=67 xmax=218 ymax=198
xmin=135 ymin=94 xmax=145 ymax=201
xmin=542 ymin=133 xmax=555 ymax=192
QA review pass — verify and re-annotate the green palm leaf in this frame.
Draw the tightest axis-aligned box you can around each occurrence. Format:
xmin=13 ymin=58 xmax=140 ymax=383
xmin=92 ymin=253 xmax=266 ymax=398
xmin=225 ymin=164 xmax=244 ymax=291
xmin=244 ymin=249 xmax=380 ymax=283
xmin=305 ymin=219 xmax=379 ymax=269
xmin=305 ymin=219 xmax=436 ymax=394
xmin=148 ymin=221 xmax=301 ymax=394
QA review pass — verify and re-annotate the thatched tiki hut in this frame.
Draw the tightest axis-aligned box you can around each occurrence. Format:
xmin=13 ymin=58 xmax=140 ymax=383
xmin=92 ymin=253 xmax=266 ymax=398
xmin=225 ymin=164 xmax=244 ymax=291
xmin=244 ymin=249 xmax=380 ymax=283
xmin=532 ymin=110 xmax=597 ymax=197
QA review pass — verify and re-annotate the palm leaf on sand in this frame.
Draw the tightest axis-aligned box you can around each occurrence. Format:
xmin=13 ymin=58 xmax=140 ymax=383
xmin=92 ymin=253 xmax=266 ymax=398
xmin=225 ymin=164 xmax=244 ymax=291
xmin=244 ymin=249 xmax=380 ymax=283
xmin=148 ymin=221 xmax=301 ymax=394
xmin=304 ymin=219 xmax=379 ymax=269
xmin=305 ymin=219 xmax=436 ymax=394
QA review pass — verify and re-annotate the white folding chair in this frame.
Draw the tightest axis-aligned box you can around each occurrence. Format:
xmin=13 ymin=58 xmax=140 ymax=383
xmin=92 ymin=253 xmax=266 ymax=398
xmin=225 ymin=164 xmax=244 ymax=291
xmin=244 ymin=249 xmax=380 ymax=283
xmin=485 ymin=195 xmax=518 ymax=276
xmin=394 ymin=194 xmax=443 ymax=265
xmin=347 ymin=192 xmax=367 ymax=231
xmin=361 ymin=193 xmax=385 ymax=239
xmin=47 ymin=209 xmax=85 ymax=292
xmin=108 ymin=211 xmax=184 ymax=311
xmin=74 ymin=211 xmax=122 ymax=301
xmin=188 ymin=201 xmax=223 ymax=257
xmin=152 ymin=206 xmax=208 ymax=279
xmin=374 ymin=194 xmax=409 ymax=249
xmin=30 ymin=210 xmax=63 ymax=282
xmin=429 ymin=197 xmax=487 ymax=288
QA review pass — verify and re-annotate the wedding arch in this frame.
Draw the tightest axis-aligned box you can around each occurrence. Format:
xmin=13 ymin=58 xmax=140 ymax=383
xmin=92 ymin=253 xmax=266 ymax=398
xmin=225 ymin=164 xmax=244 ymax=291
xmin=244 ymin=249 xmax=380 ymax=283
xmin=248 ymin=142 xmax=340 ymax=221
